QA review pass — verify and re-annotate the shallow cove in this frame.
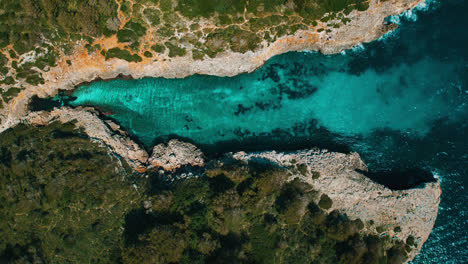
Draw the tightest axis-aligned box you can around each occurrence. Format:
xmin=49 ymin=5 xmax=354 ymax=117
xmin=55 ymin=0 xmax=467 ymax=262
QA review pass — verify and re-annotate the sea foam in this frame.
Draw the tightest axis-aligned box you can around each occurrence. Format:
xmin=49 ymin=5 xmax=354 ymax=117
xmin=387 ymin=0 xmax=439 ymax=25
xmin=379 ymin=0 xmax=440 ymax=42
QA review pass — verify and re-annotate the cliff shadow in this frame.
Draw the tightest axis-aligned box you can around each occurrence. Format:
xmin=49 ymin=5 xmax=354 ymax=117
xmin=356 ymin=168 xmax=437 ymax=190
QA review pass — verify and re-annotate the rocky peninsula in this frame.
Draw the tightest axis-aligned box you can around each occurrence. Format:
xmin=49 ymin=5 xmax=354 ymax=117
xmin=15 ymin=106 xmax=441 ymax=263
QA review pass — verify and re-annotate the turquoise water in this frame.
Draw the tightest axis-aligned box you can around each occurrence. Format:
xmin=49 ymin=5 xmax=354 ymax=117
xmin=70 ymin=56 xmax=462 ymax=148
xmin=63 ymin=0 xmax=467 ymax=262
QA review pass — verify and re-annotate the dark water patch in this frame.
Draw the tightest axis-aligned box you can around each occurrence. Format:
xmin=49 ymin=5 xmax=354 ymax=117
xmin=234 ymin=104 xmax=254 ymax=116
xmin=348 ymin=116 xmax=468 ymax=171
xmin=28 ymin=95 xmax=62 ymax=111
xmin=277 ymin=81 xmax=319 ymax=100
xmin=260 ymin=63 xmax=283 ymax=82
xmin=347 ymin=0 xmax=467 ymax=77
xmin=145 ymin=120 xmax=353 ymax=158
xmin=357 ymin=168 xmax=436 ymax=190
xmin=75 ymin=73 xmax=134 ymax=88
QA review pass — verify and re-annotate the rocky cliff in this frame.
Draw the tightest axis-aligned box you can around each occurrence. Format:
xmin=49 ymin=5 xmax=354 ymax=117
xmin=0 ymin=0 xmax=426 ymax=134
xmin=233 ymin=150 xmax=441 ymax=262
xmin=17 ymin=106 xmax=440 ymax=263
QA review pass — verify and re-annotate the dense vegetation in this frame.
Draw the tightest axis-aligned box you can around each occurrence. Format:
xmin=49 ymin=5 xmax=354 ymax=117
xmin=0 ymin=0 xmax=370 ymax=106
xmin=0 ymin=122 xmax=140 ymax=263
xmin=0 ymin=122 xmax=412 ymax=263
xmin=123 ymin=161 xmax=410 ymax=264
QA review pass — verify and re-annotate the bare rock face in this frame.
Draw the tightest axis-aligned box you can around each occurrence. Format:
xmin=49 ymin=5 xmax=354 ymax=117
xmin=148 ymin=139 xmax=204 ymax=171
xmin=233 ymin=149 xmax=441 ymax=263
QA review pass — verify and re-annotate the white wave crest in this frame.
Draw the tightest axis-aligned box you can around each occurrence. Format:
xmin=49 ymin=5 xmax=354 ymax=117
xmin=388 ymin=0 xmax=440 ymax=25
xmin=430 ymin=167 xmax=448 ymax=183
xmin=351 ymin=43 xmax=365 ymax=52
xmin=379 ymin=0 xmax=440 ymax=42
xmin=377 ymin=27 xmax=400 ymax=42
xmin=432 ymin=171 xmax=442 ymax=182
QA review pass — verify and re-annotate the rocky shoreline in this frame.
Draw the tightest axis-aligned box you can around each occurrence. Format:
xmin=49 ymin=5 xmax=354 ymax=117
xmin=0 ymin=0 xmax=425 ymax=133
xmin=233 ymin=150 xmax=441 ymax=262
xmin=19 ymin=107 xmax=149 ymax=170
xmin=17 ymin=106 xmax=440 ymax=263
xmin=0 ymin=1 xmax=441 ymax=261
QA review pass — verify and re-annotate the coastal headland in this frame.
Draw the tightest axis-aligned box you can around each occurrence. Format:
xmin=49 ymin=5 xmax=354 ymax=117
xmin=0 ymin=1 xmax=441 ymax=263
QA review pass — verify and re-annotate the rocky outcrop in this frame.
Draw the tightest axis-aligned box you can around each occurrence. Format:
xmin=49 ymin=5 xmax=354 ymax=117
xmin=18 ymin=107 xmax=205 ymax=172
xmin=145 ymin=143 xmax=441 ymax=262
xmin=148 ymin=139 xmax=204 ymax=171
xmin=19 ymin=107 xmax=148 ymax=171
xmin=232 ymin=149 xmax=441 ymax=263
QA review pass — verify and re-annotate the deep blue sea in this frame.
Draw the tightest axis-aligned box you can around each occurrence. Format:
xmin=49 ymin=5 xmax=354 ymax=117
xmin=61 ymin=0 xmax=467 ymax=262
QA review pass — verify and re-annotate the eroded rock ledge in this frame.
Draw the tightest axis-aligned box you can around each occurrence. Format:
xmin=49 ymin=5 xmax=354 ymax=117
xmin=17 ymin=106 xmax=440 ymax=263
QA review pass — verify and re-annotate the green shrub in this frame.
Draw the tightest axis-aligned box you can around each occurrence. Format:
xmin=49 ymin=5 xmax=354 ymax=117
xmin=122 ymin=226 xmax=187 ymax=264
xmin=297 ymin=163 xmax=308 ymax=175
xmin=25 ymin=74 xmax=44 ymax=85
xmin=165 ymin=42 xmax=187 ymax=57
xmin=0 ymin=53 xmax=9 ymax=75
xmin=318 ymin=194 xmax=333 ymax=210
xmin=406 ymin=235 xmax=415 ymax=247
xmin=312 ymin=171 xmax=321 ymax=179
xmin=104 ymin=48 xmax=142 ymax=62
xmin=143 ymin=8 xmax=161 ymax=25
xmin=192 ymin=49 xmax=205 ymax=60
xmin=376 ymin=225 xmax=386 ymax=233
xmin=387 ymin=244 xmax=408 ymax=264
xmin=1 ymin=87 xmax=22 ymax=103
xmin=0 ymin=76 xmax=15 ymax=85
xmin=151 ymin=44 xmax=166 ymax=53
